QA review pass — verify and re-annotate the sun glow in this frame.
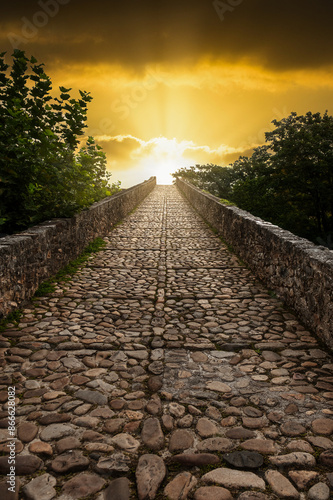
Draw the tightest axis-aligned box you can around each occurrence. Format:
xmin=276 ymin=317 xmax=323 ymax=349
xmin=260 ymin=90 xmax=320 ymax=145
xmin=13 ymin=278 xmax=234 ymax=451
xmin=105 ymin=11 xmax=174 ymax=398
xmin=132 ymin=136 xmax=196 ymax=184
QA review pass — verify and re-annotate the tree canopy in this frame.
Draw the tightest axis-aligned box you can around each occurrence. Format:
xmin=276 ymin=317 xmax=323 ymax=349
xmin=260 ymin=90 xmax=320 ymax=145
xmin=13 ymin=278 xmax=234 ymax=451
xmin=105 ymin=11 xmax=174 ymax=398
xmin=172 ymin=111 xmax=333 ymax=246
xmin=0 ymin=50 xmax=120 ymax=234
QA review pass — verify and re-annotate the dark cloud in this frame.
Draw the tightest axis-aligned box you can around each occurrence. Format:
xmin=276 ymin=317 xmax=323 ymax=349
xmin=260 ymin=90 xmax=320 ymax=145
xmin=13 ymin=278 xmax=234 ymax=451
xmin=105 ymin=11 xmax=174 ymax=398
xmin=96 ymin=135 xmax=142 ymax=159
xmin=221 ymin=148 xmax=255 ymax=165
xmin=1 ymin=0 xmax=333 ymax=71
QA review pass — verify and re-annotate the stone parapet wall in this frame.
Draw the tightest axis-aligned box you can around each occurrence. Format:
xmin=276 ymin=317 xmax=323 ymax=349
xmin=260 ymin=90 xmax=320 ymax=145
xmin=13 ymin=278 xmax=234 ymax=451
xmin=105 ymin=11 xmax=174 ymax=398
xmin=0 ymin=177 xmax=156 ymax=317
xmin=176 ymin=177 xmax=333 ymax=350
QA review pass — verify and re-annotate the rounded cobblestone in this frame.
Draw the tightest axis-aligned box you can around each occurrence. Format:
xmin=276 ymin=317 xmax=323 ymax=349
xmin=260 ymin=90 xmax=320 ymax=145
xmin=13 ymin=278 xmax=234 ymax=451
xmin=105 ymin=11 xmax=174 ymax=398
xmin=0 ymin=186 xmax=332 ymax=499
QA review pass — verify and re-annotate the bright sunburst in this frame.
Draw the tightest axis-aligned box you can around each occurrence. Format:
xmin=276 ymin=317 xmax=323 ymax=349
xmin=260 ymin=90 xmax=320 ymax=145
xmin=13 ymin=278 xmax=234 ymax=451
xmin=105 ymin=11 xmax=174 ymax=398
xmin=133 ymin=137 xmax=197 ymax=184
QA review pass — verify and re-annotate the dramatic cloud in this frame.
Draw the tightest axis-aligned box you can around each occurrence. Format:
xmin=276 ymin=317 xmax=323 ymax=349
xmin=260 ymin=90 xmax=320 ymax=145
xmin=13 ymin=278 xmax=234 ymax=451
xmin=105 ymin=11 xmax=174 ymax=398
xmin=2 ymin=0 xmax=333 ymax=71
xmin=1 ymin=0 xmax=333 ymax=186
xmin=91 ymin=134 xmax=254 ymax=185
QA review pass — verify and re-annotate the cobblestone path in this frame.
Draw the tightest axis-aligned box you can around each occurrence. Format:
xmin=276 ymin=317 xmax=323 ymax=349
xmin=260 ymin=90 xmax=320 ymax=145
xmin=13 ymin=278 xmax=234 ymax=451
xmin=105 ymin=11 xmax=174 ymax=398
xmin=1 ymin=185 xmax=333 ymax=500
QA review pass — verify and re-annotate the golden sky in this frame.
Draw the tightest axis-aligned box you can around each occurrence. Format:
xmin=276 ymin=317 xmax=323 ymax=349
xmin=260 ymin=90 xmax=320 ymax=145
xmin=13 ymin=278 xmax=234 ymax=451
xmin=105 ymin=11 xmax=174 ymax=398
xmin=1 ymin=0 xmax=333 ymax=186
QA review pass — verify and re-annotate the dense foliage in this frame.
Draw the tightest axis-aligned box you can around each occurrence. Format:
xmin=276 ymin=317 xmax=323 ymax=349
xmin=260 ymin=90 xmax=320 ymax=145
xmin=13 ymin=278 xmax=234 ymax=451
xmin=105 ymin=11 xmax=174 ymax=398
xmin=0 ymin=50 xmax=120 ymax=234
xmin=172 ymin=112 xmax=333 ymax=246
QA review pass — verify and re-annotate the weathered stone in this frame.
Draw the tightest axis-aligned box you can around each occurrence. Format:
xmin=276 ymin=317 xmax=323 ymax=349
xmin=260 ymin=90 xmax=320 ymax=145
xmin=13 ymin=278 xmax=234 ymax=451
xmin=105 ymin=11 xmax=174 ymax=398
xmin=50 ymin=450 xmax=89 ymax=473
xmin=280 ymin=421 xmax=307 ymax=436
xmin=0 ymin=440 xmax=23 ymax=454
xmin=104 ymin=418 xmax=125 ymax=434
xmin=164 ymin=472 xmax=197 ymax=500
xmin=29 ymin=441 xmax=53 ymax=456
xmin=0 ymin=455 xmax=42 ymax=475
xmin=196 ymin=418 xmax=218 ymax=437
xmin=50 ymin=376 xmax=70 ymax=390
xmin=307 ymin=436 xmax=333 ymax=449
xmin=22 ymin=474 xmax=56 ymax=500
xmin=82 ymin=430 xmax=104 ymax=442
xmin=62 ymin=472 xmax=106 ymax=499
xmin=171 ymin=453 xmax=220 ymax=466
xmin=311 ymin=418 xmax=333 ymax=435
xmin=293 ymin=385 xmax=319 ymax=394
xmin=148 ymin=361 xmax=164 ymax=375
xmin=55 ymin=437 xmax=81 ymax=454
xmin=169 ymin=429 xmax=194 ymax=452
xmin=194 ymin=486 xmax=233 ymax=500
xmin=269 ymin=452 xmax=316 ymax=467
xmin=136 ymin=454 xmax=166 ymax=500
xmin=243 ymin=407 xmax=263 ymax=418
xmin=198 ymin=437 xmax=234 ymax=452
xmin=141 ymin=418 xmax=164 ymax=450
xmin=147 ymin=376 xmax=163 ymax=392
xmin=285 ymin=403 xmax=299 ymax=414
xmin=225 ymin=427 xmax=256 ymax=440
xmin=96 ymin=453 xmax=131 ymax=475
xmin=85 ymin=442 xmax=114 ymax=453
xmin=265 ymin=470 xmax=300 ymax=499
xmin=25 ymin=368 xmax=47 ymax=377
xmin=38 ymin=413 xmax=71 ymax=425
xmin=286 ymin=439 xmax=314 ymax=453
xmin=103 ymin=478 xmax=131 ymax=500
xmin=223 ymin=451 xmax=264 ymax=469
xmin=206 ymin=381 xmax=232 ymax=393
xmin=241 ymin=439 xmax=277 ymax=454
xmin=308 ymin=482 xmax=330 ymax=500
xmin=59 ymin=356 xmax=81 ymax=369
xmin=17 ymin=422 xmax=38 ymax=442
xmin=168 ymin=402 xmax=186 ymax=417
xmin=202 ymin=467 xmax=265 ymax=490
xmin=319 ymin=449 xmax=333 ymax=467
xmin=73 ymin=415 xmax=100 ymax=428
xmin=162 ymin=414 xmax=174 ymax=431
xmin=237 ymin=493 xmax=270 ymax=500
xmin=178 ymin=414 xmax=194 ymax=427
xmin=76 ymin=389 xmax=108 ymax=405
xmin=90 ymin=407 xmax=114 ymax=418
xmin=71 ymin=375 xmax=89 ymax=385
xmin=43 ymin=390 xmax=66 ymax=400
xmin=40 ymin=424 xmax=74 ymax=441
xmin=111 ymin=433 xmax=140 ymax=453
xmin=110 ymin=399 xmax=126 ymax=410
xmin=288 ymin=471 xmax=318 ymax=490
xmin=146 ymin=397 xmax=162 ymax=415
xmin=242 ymin=417 xmax=267 ymax=429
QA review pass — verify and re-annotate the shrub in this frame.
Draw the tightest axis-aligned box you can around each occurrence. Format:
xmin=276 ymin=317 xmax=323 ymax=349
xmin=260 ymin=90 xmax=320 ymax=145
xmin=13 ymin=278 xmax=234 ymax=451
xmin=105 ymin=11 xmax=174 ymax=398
xmin=0 ymin=50 xmax=120 ymax=234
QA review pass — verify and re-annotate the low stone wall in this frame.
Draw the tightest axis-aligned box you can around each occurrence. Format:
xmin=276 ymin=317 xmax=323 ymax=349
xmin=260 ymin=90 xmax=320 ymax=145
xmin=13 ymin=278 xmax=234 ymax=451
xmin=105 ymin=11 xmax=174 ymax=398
xmin=176 ymin=177 xmax=333 ymax=350
xmin=0 ymin=177 xmax=156 ymax=318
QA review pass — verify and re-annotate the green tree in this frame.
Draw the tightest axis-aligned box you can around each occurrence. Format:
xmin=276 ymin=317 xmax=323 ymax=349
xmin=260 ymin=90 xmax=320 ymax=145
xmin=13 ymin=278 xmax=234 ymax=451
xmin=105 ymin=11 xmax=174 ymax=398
xmin=265 ymin=111 xmax=333 ymax=239
xmin=0 ymin=50 xmax=119 ymax=234
xmin=172 ymin=163 xmax=236 ymax=199
xmin=173 ymin=111 xmax=333 ymax=245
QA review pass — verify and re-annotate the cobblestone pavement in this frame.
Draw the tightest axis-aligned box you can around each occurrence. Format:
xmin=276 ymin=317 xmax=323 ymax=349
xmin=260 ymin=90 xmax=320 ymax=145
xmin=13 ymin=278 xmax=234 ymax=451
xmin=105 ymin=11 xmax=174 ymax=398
xmin=1 ymin=185 xmax=333 ymax=500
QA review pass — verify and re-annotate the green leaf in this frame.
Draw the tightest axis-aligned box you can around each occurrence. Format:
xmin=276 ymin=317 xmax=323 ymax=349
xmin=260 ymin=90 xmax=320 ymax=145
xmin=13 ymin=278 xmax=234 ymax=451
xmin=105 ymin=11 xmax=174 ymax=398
xmin=59 ymin=86 xmax=71 ymax=93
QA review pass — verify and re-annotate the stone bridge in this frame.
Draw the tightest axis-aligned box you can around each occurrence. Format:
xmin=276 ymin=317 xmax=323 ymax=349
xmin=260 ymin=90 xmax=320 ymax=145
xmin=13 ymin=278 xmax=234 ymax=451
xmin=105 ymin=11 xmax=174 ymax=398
xmin=0 ymin=185 xmax=332 ymax=500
